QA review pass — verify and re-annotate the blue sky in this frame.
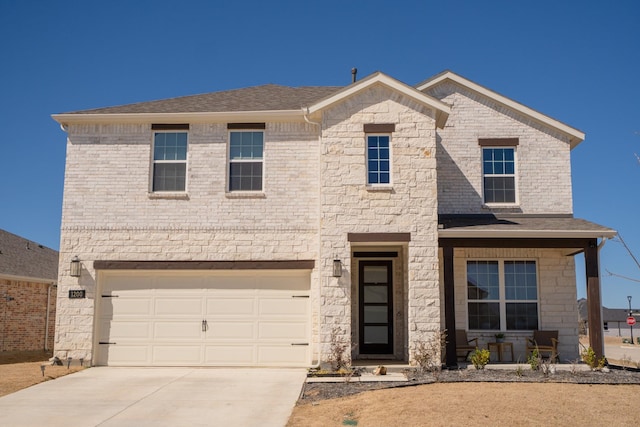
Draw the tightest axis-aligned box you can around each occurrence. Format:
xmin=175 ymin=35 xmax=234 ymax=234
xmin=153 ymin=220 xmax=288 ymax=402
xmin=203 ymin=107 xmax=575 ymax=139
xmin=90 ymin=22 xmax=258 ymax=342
xmin=0 ymin=0 xmax=638 ymax=308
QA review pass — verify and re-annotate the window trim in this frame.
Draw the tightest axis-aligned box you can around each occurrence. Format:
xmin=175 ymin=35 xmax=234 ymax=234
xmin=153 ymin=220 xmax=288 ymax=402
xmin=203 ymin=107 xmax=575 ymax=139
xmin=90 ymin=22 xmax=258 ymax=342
xmin=150 ymin=130 xmax=189 ymax=194
xmin=481 ymin=146 xmax=518 ymax=206
xmin=227 ymin=129 xmax=265 ymax=193
xmin=466 ymin=258 xmax=540 ymax=332
xmin=365 ymin=133 xmax=393 ymax=187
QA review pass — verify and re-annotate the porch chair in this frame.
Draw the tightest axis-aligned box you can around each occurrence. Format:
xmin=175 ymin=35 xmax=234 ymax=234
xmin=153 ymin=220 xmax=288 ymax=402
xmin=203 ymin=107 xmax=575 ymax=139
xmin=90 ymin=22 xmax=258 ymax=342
xmin=526 ymin=330 xmax=559 ymax=362
xmin=455 ymin=329 xmax=479 ymax=361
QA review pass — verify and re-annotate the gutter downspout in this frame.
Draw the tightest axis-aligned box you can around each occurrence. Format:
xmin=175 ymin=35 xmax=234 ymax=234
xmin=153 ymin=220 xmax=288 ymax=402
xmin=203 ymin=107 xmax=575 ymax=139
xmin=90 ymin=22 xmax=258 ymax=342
xmin=304 ymin=107 xmax=323 ymax=368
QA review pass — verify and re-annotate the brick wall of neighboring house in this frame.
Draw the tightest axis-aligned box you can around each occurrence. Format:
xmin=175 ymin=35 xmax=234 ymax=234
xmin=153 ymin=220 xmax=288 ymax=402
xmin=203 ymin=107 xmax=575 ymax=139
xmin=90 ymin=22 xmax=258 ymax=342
xmin=0 ymin=279 xmax=56 ymax=352
xmin=55 ymin=121 xmax=321 ymax=360
xmin=423 ymin=82 xmax=573 ymax=215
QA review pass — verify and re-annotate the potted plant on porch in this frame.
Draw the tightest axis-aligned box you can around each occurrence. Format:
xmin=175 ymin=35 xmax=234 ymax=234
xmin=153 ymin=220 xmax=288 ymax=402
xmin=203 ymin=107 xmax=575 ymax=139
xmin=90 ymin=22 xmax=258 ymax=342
xmin=495 ymin=333 xmax=505 ymax=343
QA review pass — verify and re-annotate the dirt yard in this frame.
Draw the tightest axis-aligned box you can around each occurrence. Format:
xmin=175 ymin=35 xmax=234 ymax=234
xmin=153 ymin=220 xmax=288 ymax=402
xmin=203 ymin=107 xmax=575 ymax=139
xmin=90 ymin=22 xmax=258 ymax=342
xmin=288 ymin=382 xmax=638 ymax=426
xmin=0 ymin=351 xmax=84 ymax=397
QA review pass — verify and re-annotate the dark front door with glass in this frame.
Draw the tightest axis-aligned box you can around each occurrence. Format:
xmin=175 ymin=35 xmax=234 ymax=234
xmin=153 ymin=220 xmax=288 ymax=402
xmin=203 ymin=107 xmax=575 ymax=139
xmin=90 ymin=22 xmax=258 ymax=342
xmin=359 ymin=260 xmax=393 ymax=355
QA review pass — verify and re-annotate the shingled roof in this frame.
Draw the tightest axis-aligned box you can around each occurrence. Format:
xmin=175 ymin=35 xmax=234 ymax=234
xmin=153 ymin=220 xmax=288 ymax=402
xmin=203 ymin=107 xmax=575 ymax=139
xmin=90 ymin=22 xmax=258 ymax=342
xmin=64 ymin=85 xmax=343 ymax=114
xmin=0 ymin=229 xmax=58 ymax=282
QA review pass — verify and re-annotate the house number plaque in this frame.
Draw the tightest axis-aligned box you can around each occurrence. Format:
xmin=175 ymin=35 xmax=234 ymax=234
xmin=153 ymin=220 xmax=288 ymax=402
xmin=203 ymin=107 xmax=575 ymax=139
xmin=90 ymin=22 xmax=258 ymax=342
xmin=68 ymin=289 xmax=86 ymax=299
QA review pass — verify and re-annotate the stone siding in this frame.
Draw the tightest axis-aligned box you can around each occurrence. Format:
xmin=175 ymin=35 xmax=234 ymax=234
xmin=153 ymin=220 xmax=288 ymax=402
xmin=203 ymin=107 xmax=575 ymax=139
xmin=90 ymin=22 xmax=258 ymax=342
xmin=424 ymin=82 xmax=573 ymax=214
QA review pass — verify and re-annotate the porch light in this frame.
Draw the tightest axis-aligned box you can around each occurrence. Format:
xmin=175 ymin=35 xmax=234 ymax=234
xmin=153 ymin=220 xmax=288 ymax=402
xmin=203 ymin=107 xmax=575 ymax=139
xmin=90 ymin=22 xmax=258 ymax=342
xmin=333 ymin=259 xmax=342 ymax=277
xmin=70 ymin=256 xmax=81 ymax=277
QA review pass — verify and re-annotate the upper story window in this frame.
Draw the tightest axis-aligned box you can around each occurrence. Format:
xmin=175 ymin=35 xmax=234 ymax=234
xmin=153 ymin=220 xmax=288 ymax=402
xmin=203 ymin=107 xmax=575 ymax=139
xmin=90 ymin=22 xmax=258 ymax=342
xmin=467 ymin=260 xmax=539 ymax=331
xmin=367 ymin=135 xmax=391 ymax=185
xmin=479 ymin=138 xmax=519 ymax=204
xmin=228 ymin=123 xmax=265 ymax=192
xmin=152 ymin=129 xmax=188 ymax=192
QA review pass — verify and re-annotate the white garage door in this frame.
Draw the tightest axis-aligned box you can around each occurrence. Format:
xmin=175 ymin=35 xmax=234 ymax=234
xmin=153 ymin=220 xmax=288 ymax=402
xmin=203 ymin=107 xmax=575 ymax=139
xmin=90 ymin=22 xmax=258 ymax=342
xmin=96 ymin=271 xmax=310 ymax=367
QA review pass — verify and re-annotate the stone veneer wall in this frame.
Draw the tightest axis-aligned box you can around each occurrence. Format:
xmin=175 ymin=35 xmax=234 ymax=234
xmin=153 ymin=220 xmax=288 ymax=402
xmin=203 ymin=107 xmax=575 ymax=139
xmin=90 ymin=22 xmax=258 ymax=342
xmin=55 ymin=122 xmax=321 ymax=361
xmin=424 ymin=82 xmax=574 ymax=215
xmin=0 ymin=279 xmax=56 ymax=351
xmin=449 ymin=248 xmax=579 ymax=361
xmin=318 ymin=84 xmax=440 ymax=362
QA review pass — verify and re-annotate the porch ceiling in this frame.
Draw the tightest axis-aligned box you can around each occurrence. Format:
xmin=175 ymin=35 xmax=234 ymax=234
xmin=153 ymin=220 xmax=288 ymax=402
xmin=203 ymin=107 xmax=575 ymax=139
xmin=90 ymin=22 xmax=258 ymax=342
xmin=438 ymin=214 xmax=616 ymax=240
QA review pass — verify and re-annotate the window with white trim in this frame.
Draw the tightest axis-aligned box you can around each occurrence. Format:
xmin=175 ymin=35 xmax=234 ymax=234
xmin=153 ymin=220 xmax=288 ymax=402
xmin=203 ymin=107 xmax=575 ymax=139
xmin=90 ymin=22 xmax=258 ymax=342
xmin=482 ymin=147 xmax=516 ymax=203
xmin=366 ymin=135 xmax=391 ymax=185
xmin=229 ymin=130 xmax=263 ymax=191
xmin=467 ymin=260 xmax=538 ymax=331
xmin=152 ymin=131 xmax=187 ymax=192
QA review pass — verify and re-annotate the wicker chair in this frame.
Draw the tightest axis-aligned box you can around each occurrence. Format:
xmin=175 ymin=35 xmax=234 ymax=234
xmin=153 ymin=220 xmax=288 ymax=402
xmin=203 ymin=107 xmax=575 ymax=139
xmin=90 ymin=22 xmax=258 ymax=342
xmin=526 ymin=330 xmax=559 ymax=362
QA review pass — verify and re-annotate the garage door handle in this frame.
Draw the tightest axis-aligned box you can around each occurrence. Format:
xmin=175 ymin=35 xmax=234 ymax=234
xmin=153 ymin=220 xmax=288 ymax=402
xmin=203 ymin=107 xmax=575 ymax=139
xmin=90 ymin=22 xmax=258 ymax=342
xmin=202 ymin=320 xmax=208 ymax=332
xmin=291 ymin=343 xmax=309 ymax=346
xmin=291 ymin=295 xmax=309 ymax=298
xmin=99 ymin=342 xmax=116 ymax=345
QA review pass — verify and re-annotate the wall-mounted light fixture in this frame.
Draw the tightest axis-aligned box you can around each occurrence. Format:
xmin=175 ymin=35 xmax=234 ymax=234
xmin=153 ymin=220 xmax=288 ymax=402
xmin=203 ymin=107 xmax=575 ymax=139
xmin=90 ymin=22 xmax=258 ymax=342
xmin=70 ymin=256 xmax=81 ymax=277
xmin=333 ymin=258 xmax=342 ymax=277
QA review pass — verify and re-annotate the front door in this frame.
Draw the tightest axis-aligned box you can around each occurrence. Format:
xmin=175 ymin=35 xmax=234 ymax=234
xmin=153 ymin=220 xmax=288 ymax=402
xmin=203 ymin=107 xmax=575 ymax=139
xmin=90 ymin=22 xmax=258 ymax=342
xmin=359 ymin=260 xmax=393 ymax=354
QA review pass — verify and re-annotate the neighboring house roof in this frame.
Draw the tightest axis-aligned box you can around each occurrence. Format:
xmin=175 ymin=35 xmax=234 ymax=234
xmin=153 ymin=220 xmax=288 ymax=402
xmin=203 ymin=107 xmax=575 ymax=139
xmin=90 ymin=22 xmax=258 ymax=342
xmin=578 ymin=298 xmax=637 ymax=323
xmin=416 ymin=70 xmax=585 ymax=148
xmin=0 ymin=229 xmax=58 ymax=283
xmin=438 ymin=215 xmax=617 ymax=239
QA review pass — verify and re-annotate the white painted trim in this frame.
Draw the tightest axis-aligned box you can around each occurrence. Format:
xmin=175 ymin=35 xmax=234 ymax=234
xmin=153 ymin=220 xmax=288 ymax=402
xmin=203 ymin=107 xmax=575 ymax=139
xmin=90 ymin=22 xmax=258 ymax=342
xmin=52 ymin=110 xmax=305 ymax=126
xmin=416 ymin=71 xmax=585 ymax=147
xmin=306 ymin=72 xmax=451 ymax=128
xmin=0 ymin=273 xmax=57 ymax=284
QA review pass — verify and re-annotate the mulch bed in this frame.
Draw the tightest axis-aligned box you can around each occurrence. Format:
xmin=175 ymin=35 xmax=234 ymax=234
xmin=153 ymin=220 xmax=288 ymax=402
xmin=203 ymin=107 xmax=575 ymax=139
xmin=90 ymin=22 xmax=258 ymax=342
xmin=299 ymin=366 xmax=640 ymax=403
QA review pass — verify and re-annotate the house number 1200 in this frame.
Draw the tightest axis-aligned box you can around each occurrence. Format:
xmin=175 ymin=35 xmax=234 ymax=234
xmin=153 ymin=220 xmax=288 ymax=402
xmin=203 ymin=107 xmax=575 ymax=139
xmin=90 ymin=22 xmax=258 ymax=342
xmin=68 ymin=290 xmax=86 ymax=299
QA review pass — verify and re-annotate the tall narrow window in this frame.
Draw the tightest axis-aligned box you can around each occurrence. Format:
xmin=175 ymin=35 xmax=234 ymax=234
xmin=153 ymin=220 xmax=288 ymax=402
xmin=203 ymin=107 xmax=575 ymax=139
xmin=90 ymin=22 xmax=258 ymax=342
xmin=367 ymin=135 xmax=391 ymax=185
xmin=229 ymin=131 xmax=263 ymax=191
xmin=152 ymin=132 xmax=187 ymax=192
xmin=483 ymin=147 xmax=516 ymax=203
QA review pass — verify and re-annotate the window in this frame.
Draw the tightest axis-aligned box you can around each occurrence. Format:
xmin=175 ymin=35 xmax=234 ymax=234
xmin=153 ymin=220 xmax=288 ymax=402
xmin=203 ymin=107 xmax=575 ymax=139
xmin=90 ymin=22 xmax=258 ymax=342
xmin=367 ymin=135 xmax=391 ymax=185
xmin=229 ymin=131 xmax=263 ymax=191
xmin=152 ymin=132 xmax=187 ymax=192
xmin=482 ymin=147 xmax=516 ymax=203
xmin=467 ymin=260 xmax=538 ymax=331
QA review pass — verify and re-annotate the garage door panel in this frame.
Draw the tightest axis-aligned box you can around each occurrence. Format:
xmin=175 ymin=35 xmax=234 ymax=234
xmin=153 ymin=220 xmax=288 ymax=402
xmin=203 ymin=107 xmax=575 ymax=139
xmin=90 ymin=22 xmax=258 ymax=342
xmin=154 ymin=321 xmax=202 ymax=340
xmin=204 ymin=345 xmax=255 ymax=364
xmin=205 ymin=298 xmax=255 ymax=316
xmin=259 ymin=297 xmax=308 ymax=316
xmin=152 ymin=345 xmax=201 ymax=365
xmin=154 ymin=276 xmax=204 ymax=289
xmin=207 ymin=322 xmax=255 ymax=340
xmin=206 ymin=275 xmax=257 ymax=289
xmin=101 ymin=345 xmax=149 ymax=366
xmin=102 ymin=321 xmax=151 ymax=340
xmin=102 ymin=298 xmax=153 ymax=317
xmin=155 ymin=298 xmax=202 ymax=316
xmin=258 ymin=321 xmax=308 ymax=340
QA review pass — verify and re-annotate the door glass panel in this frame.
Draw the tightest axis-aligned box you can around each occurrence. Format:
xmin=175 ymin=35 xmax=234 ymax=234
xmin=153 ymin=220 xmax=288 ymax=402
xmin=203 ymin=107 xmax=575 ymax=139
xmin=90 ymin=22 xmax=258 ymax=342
xmin=363 ymin=266 xmax=387 ymax=284
xmin=364 ymin=285 xmax=388 ymax=303
xmin=364 ymin=306 xmax=388 ymax=323
xmin=364 ymin=326 xmax=388 ymax=344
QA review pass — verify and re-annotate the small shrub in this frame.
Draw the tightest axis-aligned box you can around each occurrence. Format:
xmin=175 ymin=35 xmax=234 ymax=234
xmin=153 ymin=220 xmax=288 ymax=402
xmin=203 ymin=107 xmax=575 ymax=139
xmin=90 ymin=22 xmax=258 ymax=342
xmin=581 ymin=346 xmax=605 ymax=371
xmin=528 ymin=348 xmax=541 ymax=371
xmin=470 ymin=348 xmax=490 ymax=370
xmin=412 ymin=330 xmax=446 ymax=374
xmin=515 ymin=364 xmax=524 ymax=377
xmin=328 ymin=326 xmax=351 ymax=372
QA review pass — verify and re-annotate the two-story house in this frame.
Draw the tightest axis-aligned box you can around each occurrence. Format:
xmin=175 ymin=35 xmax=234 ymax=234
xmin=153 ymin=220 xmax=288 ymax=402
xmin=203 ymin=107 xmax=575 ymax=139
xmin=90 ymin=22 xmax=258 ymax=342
xmin=52 ymin=70 xmax=615 ymax=368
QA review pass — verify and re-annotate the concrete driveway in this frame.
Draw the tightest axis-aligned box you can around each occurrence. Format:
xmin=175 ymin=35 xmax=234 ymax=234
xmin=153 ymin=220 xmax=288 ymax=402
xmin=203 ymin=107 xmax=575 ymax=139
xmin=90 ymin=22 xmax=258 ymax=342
xmin=0 ymin=367 xmax=306 ymax=427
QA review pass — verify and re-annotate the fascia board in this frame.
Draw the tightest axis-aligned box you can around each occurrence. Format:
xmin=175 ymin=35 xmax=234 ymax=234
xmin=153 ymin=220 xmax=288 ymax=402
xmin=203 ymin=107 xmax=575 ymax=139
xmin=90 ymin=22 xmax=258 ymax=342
xmin=417 ymin=72 xmax=585 ymax=148
xmin=52 ymin=110 xmax=306 ymax=126
xmin=438 ymin=229 xmax=618 ymax=239
xmin=0 ymin=273 xmax=57 ymax=284
xmin=306 ymin=73 xmax=451 ymax=128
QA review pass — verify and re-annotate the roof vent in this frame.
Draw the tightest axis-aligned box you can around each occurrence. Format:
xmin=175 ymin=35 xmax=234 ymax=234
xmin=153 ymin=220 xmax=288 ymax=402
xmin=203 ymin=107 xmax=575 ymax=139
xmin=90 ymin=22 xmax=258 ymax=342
xmin=351 ymin=68 xmax=358 ymax=83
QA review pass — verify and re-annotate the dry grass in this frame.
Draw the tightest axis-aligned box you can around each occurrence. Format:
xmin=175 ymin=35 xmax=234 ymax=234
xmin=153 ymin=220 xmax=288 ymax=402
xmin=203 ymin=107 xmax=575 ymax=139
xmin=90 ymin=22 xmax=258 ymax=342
xmin=288 ymin=382 xmax=638 ymax=426
xmin=0 ymin=351 xmax=84 ymax=397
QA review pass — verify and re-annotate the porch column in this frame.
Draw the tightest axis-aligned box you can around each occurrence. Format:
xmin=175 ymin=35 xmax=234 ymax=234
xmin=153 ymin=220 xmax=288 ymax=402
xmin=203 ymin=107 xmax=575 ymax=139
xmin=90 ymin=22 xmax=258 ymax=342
xmin=443 ymin=245 xmax=457 ymax=368
xmin=585 ymin=239 xmax=604 ymax=360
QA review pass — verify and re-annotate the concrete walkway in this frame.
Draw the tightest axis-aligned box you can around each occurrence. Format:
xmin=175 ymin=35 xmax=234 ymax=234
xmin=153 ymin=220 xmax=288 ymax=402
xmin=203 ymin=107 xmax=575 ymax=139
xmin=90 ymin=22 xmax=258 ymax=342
xmin=0 ymin=367 xmax=306 ymax=427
